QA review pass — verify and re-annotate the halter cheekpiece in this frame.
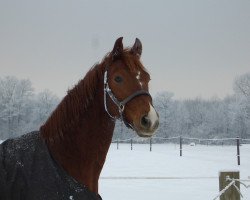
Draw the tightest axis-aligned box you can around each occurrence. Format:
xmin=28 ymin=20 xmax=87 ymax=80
xmin=103 ymin=68 xmax=151 ymax=128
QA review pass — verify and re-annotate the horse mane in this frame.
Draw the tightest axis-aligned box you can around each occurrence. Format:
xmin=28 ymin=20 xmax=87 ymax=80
xmin=40 ymin=62 xmax=105 ymax=142
xmin=40 ymin=48 xmax=148 ymax=142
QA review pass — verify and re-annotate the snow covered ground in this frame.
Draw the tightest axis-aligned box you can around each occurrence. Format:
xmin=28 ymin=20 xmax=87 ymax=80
xmin=99 ymin=143 xmax=250 ymax=200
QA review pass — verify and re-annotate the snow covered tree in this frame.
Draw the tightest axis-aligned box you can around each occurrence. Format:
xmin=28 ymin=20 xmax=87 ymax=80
xmin=0 ymin=76 xmax=59 ymax=139
xmin=233 ymin=73 xmax=250 ymax=138
xmin=0 ymin=76 xmax=34 ymax=138
xmin=234 ymin=73 xmax=250 ymax=99
xmin=30 ymin=89 xmax=59 ymax=130
xmin=154 ymin=91 xmax=174 ymax=138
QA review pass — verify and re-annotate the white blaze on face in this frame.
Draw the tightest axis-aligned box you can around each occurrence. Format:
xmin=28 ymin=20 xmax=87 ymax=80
xmin=148 ymin=103 xmax=159 ymax=131
xmin=136 ymin=71 xmax=140 ymax=79
xmin=138 ymin=103 xmax=159 ymax=137
xmin=136 ymin=71 xmax=143 ymax=88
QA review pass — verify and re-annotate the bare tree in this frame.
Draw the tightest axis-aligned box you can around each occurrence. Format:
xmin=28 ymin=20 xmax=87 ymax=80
xmin=32 ymin=89 xmax=59 ymax=128
xmin=154 ymin=91 xmax=174 ymax=137
xmin=0 ymin=77 xmax=34 ymax=138
xmin=234 ymin=73 xmax=250 ymax=99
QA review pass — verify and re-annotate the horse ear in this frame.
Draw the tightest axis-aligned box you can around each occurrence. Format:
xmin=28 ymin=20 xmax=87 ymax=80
xmin=131 ymin=38 xmax=142 ymax=58
xmin=112 ymin=37 xmax=123 ymax=60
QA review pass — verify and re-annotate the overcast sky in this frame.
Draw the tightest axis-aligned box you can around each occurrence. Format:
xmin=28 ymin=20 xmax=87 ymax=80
xmin=0 ymin=0 xmax=249 ymax=99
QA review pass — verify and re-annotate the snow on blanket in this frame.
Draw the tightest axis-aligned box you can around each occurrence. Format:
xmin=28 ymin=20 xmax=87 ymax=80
xmin=0 ymin=132 xmax=101 ymax=200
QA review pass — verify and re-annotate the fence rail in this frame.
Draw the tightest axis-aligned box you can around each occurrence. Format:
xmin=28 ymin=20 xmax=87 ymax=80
xmin=100 ymin=173 xmax=250 ymax=200
xmin=113 ymin=136 xmax=250 ymax=166
xmin=100 ymin=176 xmax=218 ymax=180
xmin=113 ymin=135 xmax=250 ymax=143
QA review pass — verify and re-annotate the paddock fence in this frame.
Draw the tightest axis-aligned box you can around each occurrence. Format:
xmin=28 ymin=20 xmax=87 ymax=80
xmin=103 ymin=138 xmax=250 ymax=199
xmin=100 ymin=172 xmax=250 ymax=200
xmin=112 ymin=136 xmax=250 ymax=166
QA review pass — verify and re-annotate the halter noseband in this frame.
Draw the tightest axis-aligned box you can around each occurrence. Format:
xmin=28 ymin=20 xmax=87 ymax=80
xmin=103 ymin=70 xmax=151 ymax=128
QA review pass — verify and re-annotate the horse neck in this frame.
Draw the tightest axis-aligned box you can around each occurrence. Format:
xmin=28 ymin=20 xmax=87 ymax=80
xmin=41 ymin=67 xmax=115 ymax=194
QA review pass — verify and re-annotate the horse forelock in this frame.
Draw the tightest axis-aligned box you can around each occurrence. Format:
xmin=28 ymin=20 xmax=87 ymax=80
xmin=103 ymin=48 xmax=149 ymax=78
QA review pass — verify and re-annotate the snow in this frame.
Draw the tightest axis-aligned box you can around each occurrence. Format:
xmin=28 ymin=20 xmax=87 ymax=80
xmin=99 ymin=143 xmax=250 ymax=200
xmin=0 ymin=140 xmax=3 ymax=144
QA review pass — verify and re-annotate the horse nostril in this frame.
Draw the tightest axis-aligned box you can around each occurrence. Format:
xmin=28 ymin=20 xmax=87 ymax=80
xmin=140 ymin=115 xmax=151 ymax=129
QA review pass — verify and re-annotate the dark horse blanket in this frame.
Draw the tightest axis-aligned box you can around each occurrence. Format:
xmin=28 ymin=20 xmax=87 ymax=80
xmin=0 ymin=132 xmax=101 ymax=200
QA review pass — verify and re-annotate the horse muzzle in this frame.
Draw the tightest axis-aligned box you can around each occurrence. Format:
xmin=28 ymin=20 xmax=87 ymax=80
xmin=135 ymin=104 xmax=159 ymax=137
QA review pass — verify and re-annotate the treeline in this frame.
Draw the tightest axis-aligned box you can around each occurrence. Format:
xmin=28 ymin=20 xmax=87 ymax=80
xmin=1 ymin=73 xmax=250 ymax=141
xmin=0 ymin=76 xmax=59 ymax=139
xmin=113 ymin=73 xmax=250 ymax=141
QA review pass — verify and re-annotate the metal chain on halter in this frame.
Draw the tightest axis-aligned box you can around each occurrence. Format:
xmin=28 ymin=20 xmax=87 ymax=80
xmin=104 ymin=71 xmax=125 ymax=114
xmin=103 ymin=70 xmax=119 ymax=120
xmin=104 ymin=70 xmax=132 ymax=128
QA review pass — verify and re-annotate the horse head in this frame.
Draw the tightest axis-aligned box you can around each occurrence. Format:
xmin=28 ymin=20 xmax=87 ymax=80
xmin=104 ymin=37 xmax=159 ymax=137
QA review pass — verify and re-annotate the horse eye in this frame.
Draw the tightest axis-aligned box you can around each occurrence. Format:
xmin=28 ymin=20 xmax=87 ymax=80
xmin=114 ymin=76 xmax=123 ymax=83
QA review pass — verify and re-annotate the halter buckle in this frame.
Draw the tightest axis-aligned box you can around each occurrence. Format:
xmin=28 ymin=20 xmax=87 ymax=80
xmin=119 ymin=104 xmax=125 ymax=112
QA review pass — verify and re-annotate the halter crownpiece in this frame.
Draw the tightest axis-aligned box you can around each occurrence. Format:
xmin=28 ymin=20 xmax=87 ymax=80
xmin=103 ymin=70 xmax=151 ymax=128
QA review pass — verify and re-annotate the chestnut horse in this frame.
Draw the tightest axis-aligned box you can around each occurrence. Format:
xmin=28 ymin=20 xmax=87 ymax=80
xmin=0 ymin=37 xmax=159 ymax=200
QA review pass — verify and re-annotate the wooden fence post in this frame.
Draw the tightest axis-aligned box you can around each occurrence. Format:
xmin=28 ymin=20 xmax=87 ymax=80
xmin=150 ymin=138 xmax=152 ymax=152
xmin=117 ymin=139 xmax=119 ymax=150
xmin=131 ymin=139 xmax=133 ymax=150
xmin=236 ymin=137 xmax=240 ymax=166
xmin=180 ymin=136 xmax=182 ymax=157
xmin=219 ymin=171 xmax=240 ymax=200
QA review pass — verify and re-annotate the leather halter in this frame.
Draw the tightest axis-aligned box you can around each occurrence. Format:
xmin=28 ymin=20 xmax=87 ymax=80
xmin=103 ymin=70 xmax=151 ymax=128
